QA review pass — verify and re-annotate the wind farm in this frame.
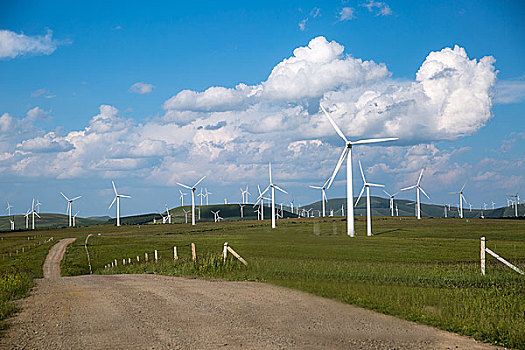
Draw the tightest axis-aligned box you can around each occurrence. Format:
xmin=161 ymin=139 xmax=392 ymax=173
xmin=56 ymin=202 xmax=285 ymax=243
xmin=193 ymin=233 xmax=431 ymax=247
xmin=1 ymin=2 xmax=524 ymax=349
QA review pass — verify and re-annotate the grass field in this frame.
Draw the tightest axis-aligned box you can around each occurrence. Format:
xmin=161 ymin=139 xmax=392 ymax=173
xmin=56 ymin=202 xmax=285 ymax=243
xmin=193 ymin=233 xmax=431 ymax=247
xmin=1 ymin=216 xmax=524 ymax=348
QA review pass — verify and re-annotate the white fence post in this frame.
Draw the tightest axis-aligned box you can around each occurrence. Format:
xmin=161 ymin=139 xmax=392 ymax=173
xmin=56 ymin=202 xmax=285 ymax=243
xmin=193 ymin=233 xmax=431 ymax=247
xmin=173 ymin=246 xmax=178 ymax=261
xmin=145 ymin=252 xmax=148 ymax=262
xmin=128 ymin=257 xmax=132 ymax=264
xmin=137 ymin=255 xmax=140 ymax=262
xmin=114 ymin=259 xmax=118 ymax=267
xmin=481 ymin=237 xmax=486 ymax=276
xmin=191 ymin=243 xmax=196 ymax=261
xmin=123 ymin=258 xmax=126 ymax=266
xmin=154 ymin=250 xmax=158 ymax=262
xmin=223 ymin=242 xmax=228 ymax=262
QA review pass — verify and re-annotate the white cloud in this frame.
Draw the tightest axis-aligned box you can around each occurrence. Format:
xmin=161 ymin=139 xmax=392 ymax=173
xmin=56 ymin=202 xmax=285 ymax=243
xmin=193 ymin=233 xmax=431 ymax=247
xmin=298 ymin=18 xmax=308 ymax=31
xmin=17 ymin=132 xmax=73 ymax=153
xmin=0 ymin=29 xmax=58 ymax=59
xmin=338 ymin=7 xmax=356 ymax=21
xmin=129 ymin=82 xmax=155 ymax=94
xmin=361 ymin=0 xmax=392 ymax=16
xmin=31 ymin=88 xmax=55 ymax=99
xmin=494 ymin=77 xmax=525 ymax=104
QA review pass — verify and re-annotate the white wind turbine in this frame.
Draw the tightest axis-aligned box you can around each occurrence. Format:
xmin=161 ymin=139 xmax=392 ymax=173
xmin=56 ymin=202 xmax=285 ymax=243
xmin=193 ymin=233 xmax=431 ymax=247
xmin=257 ymin=163 xmax=287 ymax=228
xmin=382 ymin=190 xmax=399 ymax=217
xmin=179 ymin=190 xmax=188 ymax=207
xmin=239 ymin=204 xmax=246 ymax=218
xmin=211 ymin=210 xmax=223 ymax=222
xmin=400 ymin=169 xmax=430 ymax=220
xmin=164 ymin=204 xmax=172 ymax=224
xmin=61 ymin=192 xmax=82 ymax=227
xmin=491 ymin=201 xmax=496 ymax=210
xmin=354 ymin=161 xmax=385 ymax=236
xmin=508 ymin=192 xmax=520 ymax=217
xmin=24 ymin=209 xmax=30 ymax=229
xmin=72 ymin=211 xmax=79 ymax=227
xmin=240 ymin=186 xmax=251 ymax=204
xmin=177 ymin=176 xmax=206 ymax=226
xmin=35 ymin=199 xmax=42 ymax=214
xmin=450 ymin=183 xmax=468 ymax=219
xmin=309 ymin=177 xmax=330 ymax=217
xmin=182 ymin=208 xmax=190 ymax=223
xmin=204 ymin=188 xmax=212 ymax=205
xmin=320 ymin=104 xmax=398 ymax=237
xmin=108 ymin=181 xmax=132 ymax=227
xmin=254 ymin=184 xmax=271 ymax=220
xmin=6 ymin=202 xmax=14 ymax=231
xmin=30 ymin=199 xmax=40 ymax=230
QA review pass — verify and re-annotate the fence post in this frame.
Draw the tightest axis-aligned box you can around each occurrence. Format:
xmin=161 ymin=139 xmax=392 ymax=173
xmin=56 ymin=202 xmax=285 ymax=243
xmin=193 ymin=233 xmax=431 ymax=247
xmin=481 ymin=237 xmax=486 ymax=276
xmin=123 ymin=259 xmax=126 ymax=266
xmin=114 ymin=259 xmax=118 ymax=267
xmin=137 ymin=255 xmax=140 ymax=262
xmin=128 ymin=257 xmax=132 ymax=264
xmin=191 ymin=243 xmax=196 ymax=261
xmin=223 ymin=242 xmax=228 ymax=262
xmin=154 ymin=250 xmax=158 ymax=262
xmin=173 ymin=246 xmax=178 ymax=261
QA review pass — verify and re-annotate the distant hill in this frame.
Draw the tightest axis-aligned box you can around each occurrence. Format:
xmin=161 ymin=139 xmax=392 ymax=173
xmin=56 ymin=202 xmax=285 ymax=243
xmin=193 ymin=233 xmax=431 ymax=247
xmin=0 ymin=213 xmax=106 ymax=232
xmin=298 ymin=197 xmax=525 ymax=219
xmin=88 ymin=215 xmax=111 ymax=221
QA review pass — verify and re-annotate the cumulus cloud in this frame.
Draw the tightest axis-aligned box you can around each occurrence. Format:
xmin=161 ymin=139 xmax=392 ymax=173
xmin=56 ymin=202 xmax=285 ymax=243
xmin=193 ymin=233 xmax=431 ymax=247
xmin=129 ymin=82 xmax=155 ymax=94
xmin=0 ymin=29 xmax=59 ymax=59
xmin=338 ymin=7 xmax=356 ymax=21
xmin=1 ymin=37 xmax=499 ymax=189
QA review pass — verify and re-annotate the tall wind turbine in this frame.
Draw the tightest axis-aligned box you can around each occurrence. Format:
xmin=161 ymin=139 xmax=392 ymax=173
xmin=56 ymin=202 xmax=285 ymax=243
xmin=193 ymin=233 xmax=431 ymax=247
xmin=177 ymin=176 xmax=206 ymax=226
xmin=6 ymin=202 xmax=14 ymax=231
xmin=72 ymin=211 xmax=79 ymax=227
xmin=257 ymin=163 xmax=287 ymax=228
xmin=309 ymin=177 xmax=330 ymax=217
xmin=30 ymin=199 xmax=40 ymax=230
xmin=355 ymin=161 xmax=385 ymax=236
xmin=400 ymin=169 xmax=430 ymax=220
xmin=254 ymin=184 xmax=271 ymax=220
xmin=197 ymin=188 xmax=205 ymax=206
xmin=320 ymin=104 xmax=398 ymax=237
xmin=61 ymin=192 xmax=82 ymax=227
xmin=108 ymin=181 xmax=131 ymax=227
xmin=164 ymin=204 xmax=172 ymax=224
xmin=508 ymin=192 xmax=520 ymax=217
xmin=240 ymin=186 xmax=251 ymax=204
xmin=383 ymin=190 xmax=399 ymax=217
xmin=204 ymin=188 xmax=212 ymax=206
xmin=35 ymin=199 xmax=42 ymax=214
xmin=450 ymin=183 xmax=468 ymax=219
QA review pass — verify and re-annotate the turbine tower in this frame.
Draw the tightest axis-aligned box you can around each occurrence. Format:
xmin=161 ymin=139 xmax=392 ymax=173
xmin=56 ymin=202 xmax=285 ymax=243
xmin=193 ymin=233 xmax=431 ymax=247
xmin=309 ymin=177 xmax=330 ymax=217
xmin=382 ymin=190 xmax=399 ymax=217
xmin=177 ymin=176 xmax=206 ymax=226
xmin=354 ymin=161 xmax=385 ymax=236
xmin=30 ymin=199 xmax=40 ymax=230
xmin=73 ymin=211 xmax=79 ymax=227
xmin=6 ymin=202 xmax=14 ymax=231
xmin=257 ymin=163 xmax=287 ymax=228
xmin=400 ymin=169 xmax=430 ymax=220
xmin=320 ymin=104 xmax=398 ymax=237
xmin=61 ymin=192 xmax=82 ymax=227
xmin=508 ymin=192 xmax=520 ymax=217
xmin=254 ymin=184 xmax=271 ymax=220
xmin=450 ymin=183 xmax=468 ymax=219
xmin=108 ymin=181 xmax=132 ymax=227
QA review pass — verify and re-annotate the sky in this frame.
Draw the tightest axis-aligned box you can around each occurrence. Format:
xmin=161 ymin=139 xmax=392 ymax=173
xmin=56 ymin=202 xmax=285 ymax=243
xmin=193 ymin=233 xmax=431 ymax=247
xmin=1 ymin=0 xmax=524 ymax=217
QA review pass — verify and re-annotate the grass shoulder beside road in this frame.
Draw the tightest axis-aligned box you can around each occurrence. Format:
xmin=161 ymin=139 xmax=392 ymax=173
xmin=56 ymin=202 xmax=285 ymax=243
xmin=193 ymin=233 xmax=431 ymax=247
xmin=60 ymin=217 xmax=525 ymax=348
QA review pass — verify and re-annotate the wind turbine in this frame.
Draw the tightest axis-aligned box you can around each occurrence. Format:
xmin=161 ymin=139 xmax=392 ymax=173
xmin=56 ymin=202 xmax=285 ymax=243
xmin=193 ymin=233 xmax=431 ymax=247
xmin=309 ymin=177 xmax=330 ymax=217
xmin=30 ymin=199 xmax=40 ymax=230
xmin=61 ymin=192 xmax=82 ymax=227
xmin=443 ymin=203 xmax=448 ymax=218
xmin=182 ymin=208 xmax=190 ymax=223
xmin=179 ymin=190 xmax=188 ymax=207
xmin=204 ymin=188 xmax=212 ymax=205
xmin=177 ymin=176 xmax=206 ymax=226
xmin=239 ymin=204 xmax=246 ymax=218
xmin=6 ymin=202 xmax=14 ymax=231
xmin=354 ymin=161 xmax=385 ymax=236
xmin=382 ymin=190 xmax=399 ymax=217
xmin=257 ymin=163 xmax=287 ymax=228
xmin=508 ymin=192 xmax=520 ymax=217
xmin=400 ymin=169 xmax=430 ymax=220
xmin=72 ymin=211 xmax=79 ymax=227
xmin=254 ymin=184 xmax=271 ymax=220
xmin=240 ymin=186 xmax=251 ymax=204
xmin=24 ymin=209 xmax=30 ymax=229
xmin=450 ymin=183 xmax=468 ymax=219
xmin=108 ymin=181 xmax=132 ymax=227
xmin=164 ymin=204 xmax=172 ymax=224
xmin=211 ymin=210 xmax=223 ymax=222
xmin=320 ymin=104 xmax=398 ymax=237
xmin=35 ymin=199 xmax=42 ymax=214
xmin=491 ymin=201 xmax=496 ymax=210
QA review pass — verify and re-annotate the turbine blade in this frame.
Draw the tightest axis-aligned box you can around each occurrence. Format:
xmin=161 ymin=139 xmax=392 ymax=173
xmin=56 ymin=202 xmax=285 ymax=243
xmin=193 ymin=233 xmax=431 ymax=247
xmin=355 ymin=186 xmax=365 ymax=207
xmin=368 ymin=183 xmax=385 ymax=187
xmin=382 ymin=190 xmax=392 ymax=197
xmin=274 ymin=185 xmax=288 ymax=194
xmin=417 ymin=169 xmax=424 ymax=186
xmin=460 ymin=182 xmax=467 ymax=192
xmin=193 ymin=176 xmax=206 ymax=188
xmin=319 ymin=104 xmax=348 ymax=143
xmin=71 ymin=196 xmax=82 ymax=201
xmin=400 ymin=185 xmax=416 ymax=191
xmin=309 ymin=185 xmax=322 ymax=189
xmin=419 ymin=186 xmax=430 ymax=199
xmin=351 ymin=137 xmax=398 ymax=145
xmin=359 ymin=160 xmax=366 ymax=183
xmin=177 ymin=183 xmax=192 ymax=190
xmin=112 ymin=181 xmax=118 ymax=195
xmin=108 ymin=196 xmax=117 ymax=209
xmin=60 ymin=192 xmax=69 ymax=201
xmin=269 ymin=163 xmax=272 ymax=184
xmin=327 ymin=147 xmax=348 ymax=189
xmin=120 ymin=195 xmax=132 ymax=199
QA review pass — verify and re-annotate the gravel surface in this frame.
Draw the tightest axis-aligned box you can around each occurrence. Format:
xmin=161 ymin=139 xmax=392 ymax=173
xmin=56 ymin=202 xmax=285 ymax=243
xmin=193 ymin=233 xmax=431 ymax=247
xmin=2 ymin=238 xmax=499 ymax=349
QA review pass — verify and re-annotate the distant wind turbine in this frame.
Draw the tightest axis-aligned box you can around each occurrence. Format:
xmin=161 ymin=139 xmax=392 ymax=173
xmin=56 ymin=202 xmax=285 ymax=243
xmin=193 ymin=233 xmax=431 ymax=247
xmin=108 ymin=181 xmax=132 ymax=227
xmin=179 ymin=190 xmax=188 ymax=207
xmin=240 ymin=186 xmax=251 ymax=204
xmin=320 ymin=104 xmax=398 ymax=237
xmin=400 ymin=169 xmax=430 ymax=220
xmin=73 ymin=210 xmax=79 ymax=227
xmin=450 ymin=183 xmax=468 ymax=219
xmin=164 ymin=204 xmax=172 ymax=224
xmin=182 ymin=208 xmax=190 ymax=223
xmin=6 ymin=202 xmax=14 ymax=231
xmin=257 ymin=163 xmax=287 ymax=228
xmin=177 ymin=176 xmax=206 ymax=226
xmin=355 ymin=161 xmax=384 ymax=236
xmin=309 ymin=177 xmax=330 ymax=217
xmin=30 ymin=199 xmax=40 ymax=230
xmin=382 ymin=190 xmax=399 ymax=217
xmin=61 ymin=192 xmax=82 ymax=227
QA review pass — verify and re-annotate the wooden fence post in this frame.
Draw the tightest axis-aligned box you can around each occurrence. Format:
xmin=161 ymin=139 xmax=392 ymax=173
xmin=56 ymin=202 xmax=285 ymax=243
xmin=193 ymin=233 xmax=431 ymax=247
xmin=226 ymin=245 xmax=248 ymax=266
xmin=191 ymin=243 xmax=196 ymax=261
xmin=223 ymin=242 xmax=228 ymax=262
xmin=154 ymin=250 xmax=158 ymax=262
xmin=128 ymin=257 xmax=132 ymax=264
xmin=123 ymin=258 xmax=126 ymax=266
xmin=114 ymin=259 xmax=118 ymax=267
xmin=145 ymin=252 xmax=148 ymax=262
xmin=137 ymin=255 xmax=140 ymax=262
xmin=481 ymin=236 xmax=486 ymax=276
xmin=173 ymin=246 xmax=178 ymax=261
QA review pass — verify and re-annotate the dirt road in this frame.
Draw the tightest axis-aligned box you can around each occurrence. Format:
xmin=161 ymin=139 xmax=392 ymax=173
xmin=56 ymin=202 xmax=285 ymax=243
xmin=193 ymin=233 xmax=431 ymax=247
xmin=42 ymin=238 xmax=76 ymax=279
xmin=2 ymin=239 xmax=497 ymax=349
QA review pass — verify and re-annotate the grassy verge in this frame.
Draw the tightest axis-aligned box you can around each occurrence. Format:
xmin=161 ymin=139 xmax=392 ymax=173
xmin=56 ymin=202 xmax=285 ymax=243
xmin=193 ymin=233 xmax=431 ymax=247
xmin=58 ymin=217 xmax=525 ymax=348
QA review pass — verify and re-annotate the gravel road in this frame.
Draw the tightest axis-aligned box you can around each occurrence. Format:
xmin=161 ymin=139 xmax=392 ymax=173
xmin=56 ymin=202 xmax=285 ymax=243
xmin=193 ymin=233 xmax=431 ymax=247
xmin=2 ymin=238 xmax=498 ymax=349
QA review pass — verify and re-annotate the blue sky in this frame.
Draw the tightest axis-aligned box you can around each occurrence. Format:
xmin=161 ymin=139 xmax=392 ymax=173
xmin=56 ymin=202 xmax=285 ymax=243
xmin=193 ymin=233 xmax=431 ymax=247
xmin=1 ymin=0 xmax=524 ymax=217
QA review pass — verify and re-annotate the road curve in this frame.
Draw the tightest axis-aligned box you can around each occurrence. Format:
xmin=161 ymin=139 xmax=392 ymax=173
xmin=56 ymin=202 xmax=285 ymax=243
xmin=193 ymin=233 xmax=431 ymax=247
xmin=42 ymin=238 xmax=76 ymax=279
xmin=2 ymin=239 xmax=499 ymax=349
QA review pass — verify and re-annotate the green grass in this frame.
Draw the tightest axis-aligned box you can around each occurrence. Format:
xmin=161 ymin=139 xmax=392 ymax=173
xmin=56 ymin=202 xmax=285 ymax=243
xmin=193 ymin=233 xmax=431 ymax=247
xmin=2 ymin=216 xmax=524 ymax=348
